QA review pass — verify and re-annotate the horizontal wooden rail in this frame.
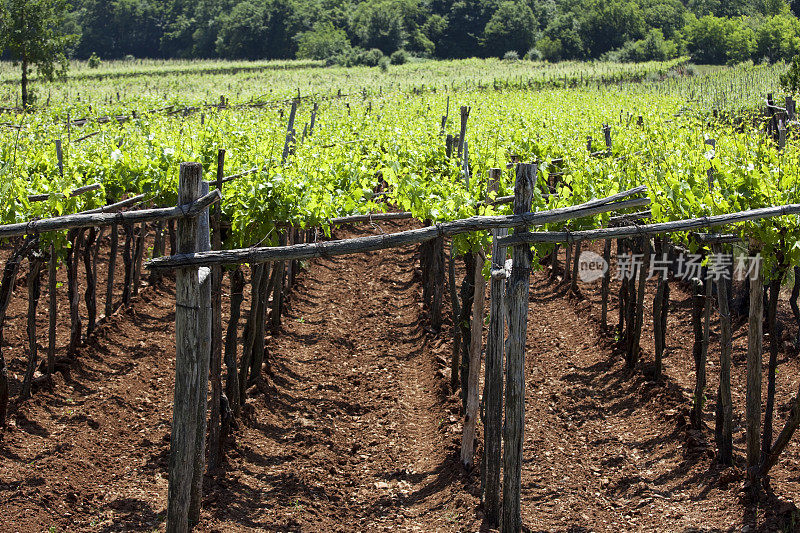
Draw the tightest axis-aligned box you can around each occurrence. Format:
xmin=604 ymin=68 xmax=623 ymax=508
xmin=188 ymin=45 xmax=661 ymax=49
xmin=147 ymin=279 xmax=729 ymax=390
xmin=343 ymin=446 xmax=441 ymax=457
xmin=329 ymin=212 xmax=413 ymax=225
xmin=221 ymin=165 xmax=266 ymax=184
xmin=82 ymin=194 xmax=148 ymax=214
xmin=496 ymin=204 xmax=800 ymax=246
xmin=0 ymin=190 xmax=220 ymax=239
xmin=28 ymin=183 xmax=102 ymax=203
xmin=147 ymin=188 xmax=649 ymax=269
xmin=691 ymin=233 xmax=741 ymax=244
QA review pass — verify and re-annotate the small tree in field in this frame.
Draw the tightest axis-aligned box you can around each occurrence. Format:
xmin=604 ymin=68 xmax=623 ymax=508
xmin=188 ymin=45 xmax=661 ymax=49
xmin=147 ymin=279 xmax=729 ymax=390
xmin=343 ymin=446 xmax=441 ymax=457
xmin=0 ymin=0 xmax=75 ymax=107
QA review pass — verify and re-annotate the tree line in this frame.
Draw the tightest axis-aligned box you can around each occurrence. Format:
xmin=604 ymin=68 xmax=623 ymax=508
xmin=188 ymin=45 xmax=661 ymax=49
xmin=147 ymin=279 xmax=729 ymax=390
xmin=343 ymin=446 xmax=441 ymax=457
xmin=3 ymin=0 xmax=800 ymax=70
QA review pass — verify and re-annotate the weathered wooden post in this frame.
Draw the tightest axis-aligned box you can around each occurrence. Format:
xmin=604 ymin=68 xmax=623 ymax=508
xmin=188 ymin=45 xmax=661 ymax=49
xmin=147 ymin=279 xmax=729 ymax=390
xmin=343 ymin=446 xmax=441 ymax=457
xmin=461 ymin=168 xmax=499 ymax=467
xmin=746 ymin=254 xmax=763 ymax=493
xmin=690 ymin=278 xmax=706 ymax=429
xmin=21 ymin=253 xmax=43 ymax=400
xmin=600 ymin=239 xmax=611 ymax=330
xmin=714 ymin=244 xmax=733 ymax=465
xmin=47 ymin=242 xmax=57 ymax=375
xmin=458 ymin=106 xmax=470 ymax=159
xmin=209 ymin=149 xmax=225 ymax=473
xmin=189 ymin=181 xmax=213 ymax=526
xmin=83 ymin=227 xmax=98 ymax=336
xmin=55 ymin=139 xmax=64 ymax=178
xmin=67 ymin=229 xmax=83 ymax=356
xmin=105 ymin=222 xmax=118 ymax=318
xmin=484 ymin=222 xmax=508 ymax=527
xmin=502 ymin=163 xmax=535 ymax=533
xmin=281 ymin=100 xmax=298 ymax=165
xmin=166 ymin=162 xmax=209 ymax=533
xmin=628 ymin=236 xmax=651 ymax=368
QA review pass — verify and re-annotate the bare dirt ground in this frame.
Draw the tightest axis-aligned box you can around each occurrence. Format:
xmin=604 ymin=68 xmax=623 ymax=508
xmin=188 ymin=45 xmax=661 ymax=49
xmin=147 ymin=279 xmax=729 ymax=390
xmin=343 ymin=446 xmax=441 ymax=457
xmin=2 ymin=223 xmax=800 ymax=532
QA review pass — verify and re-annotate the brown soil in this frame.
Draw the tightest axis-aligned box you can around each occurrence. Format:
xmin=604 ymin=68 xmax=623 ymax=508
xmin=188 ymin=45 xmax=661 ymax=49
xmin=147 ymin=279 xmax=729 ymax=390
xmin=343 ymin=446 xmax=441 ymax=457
xmin=1 ymin=223 xmax=800 ymax=532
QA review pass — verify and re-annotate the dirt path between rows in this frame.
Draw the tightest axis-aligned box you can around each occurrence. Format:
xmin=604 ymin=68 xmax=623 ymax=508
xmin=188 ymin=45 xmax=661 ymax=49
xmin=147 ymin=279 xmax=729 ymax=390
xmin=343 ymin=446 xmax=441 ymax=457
xmin=203 ymin=221 xmax=478 ymax=531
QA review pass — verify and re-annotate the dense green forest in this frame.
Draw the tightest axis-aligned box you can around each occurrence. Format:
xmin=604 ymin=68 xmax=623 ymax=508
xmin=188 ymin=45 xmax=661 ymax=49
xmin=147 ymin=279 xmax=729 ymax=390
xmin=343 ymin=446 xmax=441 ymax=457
xmin=10 ymin=0 xmax=800 ymax=64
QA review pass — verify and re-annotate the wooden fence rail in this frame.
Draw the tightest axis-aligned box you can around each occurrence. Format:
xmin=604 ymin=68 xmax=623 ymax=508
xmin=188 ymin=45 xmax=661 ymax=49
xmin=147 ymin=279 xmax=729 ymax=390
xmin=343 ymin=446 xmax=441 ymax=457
xmin=0 ymin=190 xmax=220 ymax=239
xmin=147 ymin=189 xmax=649 ymax=270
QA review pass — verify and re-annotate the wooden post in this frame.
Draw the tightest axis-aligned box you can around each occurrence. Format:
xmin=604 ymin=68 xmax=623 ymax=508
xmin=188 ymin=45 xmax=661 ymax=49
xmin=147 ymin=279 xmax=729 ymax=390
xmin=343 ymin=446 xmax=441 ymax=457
xmin=21 ymin=254 xmax=42 ymax=400
xmin=484 ymin=226 xmax=507 ymax=527
xmin=461 ymin=243 xmax=486 ymax=467
xmin=690 ymin=278 xmax=706 ymax=428
xmin=55 ymin=139 xmax=64 ymax=178
xmin=225 ymin=268 xmax=245 ymax=418
xmin=132 ymin=224 xmax=146 ymax=296
xmin=209 ymin=149 xmax=225 ymax=473
xmin=600 ymin=239 xmax=611 ymax=329
xmin=746 ymin=256 xmax=763 ymax=491
xmin=105 ymin=223 xmax=118 ymax=319
xmin=714 ymin=245 xmax=733 ymax=465
xmin=281 ymin=100 xmax=298 ymax=165
xmin=166 ymin=162 xmax=203 ymax=533
xmin=309 ymin=102 xmax=318 ymax=136
xmin=150 ymin=221 xmax=165 ymax=286
xmin=249 ymin=263 xmax=270 ymax=381
xmin=189 ymin=181 xmax=212 ymax=526
xmin=458 ymin=106 xmax=470 ymax=159
xmin=603 ymin=123 xmax=612 ymax=152
xmin=270 ymin=232 xmax=286 ymax=333
xmin=67 ymin=229 xmax=84 ymax=357
xmin=47 ymin=243 xmax=57 ymax=375
xmin=762 ymin=270 xmax=785 ymax=470
xmin=627 ymin=237 xmax=650 ymax=368
xmin=569 ymin=241 xmax=581 ymax=293
xmin=502 ymin=163 xmax=535 ymax=533
xmin=431 ymin=235 xmax=445 ymax=332
xmin=122 ymin=223 xmax=133 ymax=306
xmin=0 ymin=240 xmax=32 ymax=426
xmin=83 ymin=227 xmax=98 ymax=336
xmin=462 ymin=141 xmax=471 ymax=186
xmin=448 ymin=241 xmax=462 ymax=393
xmin=239 ymin=263 xmax=264 ymax=404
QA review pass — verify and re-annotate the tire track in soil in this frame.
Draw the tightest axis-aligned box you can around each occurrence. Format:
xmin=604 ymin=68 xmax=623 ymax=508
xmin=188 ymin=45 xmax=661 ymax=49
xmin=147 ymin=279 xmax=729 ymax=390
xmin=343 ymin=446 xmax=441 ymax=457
xmin=204 ymin=220 xmax=480 ymax=532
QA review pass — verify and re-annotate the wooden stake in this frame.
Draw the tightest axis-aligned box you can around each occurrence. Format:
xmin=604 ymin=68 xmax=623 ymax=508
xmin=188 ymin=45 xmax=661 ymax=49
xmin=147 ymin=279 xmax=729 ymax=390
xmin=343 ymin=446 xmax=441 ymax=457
xmin=189 ymin=181 xmax=212 ymax=526
xmin=0 ymin=239 xmax=34 ymax=426
xmin=105 ymin=223 xmax=118 ymax=319
xmin=166 ymin=162 xmax=203 ymax=533
xmin=47 ymin=243 xmax=57 ymax=375
xmin=628 ymin=236 xmax=651 ymax=368
xmin=690 ymin=278 xmax=706 ymax=429
xmin=502 ymin=163 xmax=535 ymax=533
xmin=209 ymin=149 xmax=225 ymax=473
xmin=714 ymin=244 xmax=733 ymax=465
xmin=461 ymin=248 xmax=485 ymax=467
xmin=225 ymin=268 xmax=245 ymax=418
xmin=83 ymin=227 xmax=98 ymax=336
xmin=448 ymin=241 xmax=461 ymax=393
xmin=746 ymin=257 xmax=763 ymax=491
xmin=484 ymin=227 xmax=507 ymax=527
xmin=600 ymin=239 xmax=611 ymax=329
xmin=67 ymin=229 xmax=84 ymax=357
xmin=21 ymin=254 xmax=42 ymax=400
